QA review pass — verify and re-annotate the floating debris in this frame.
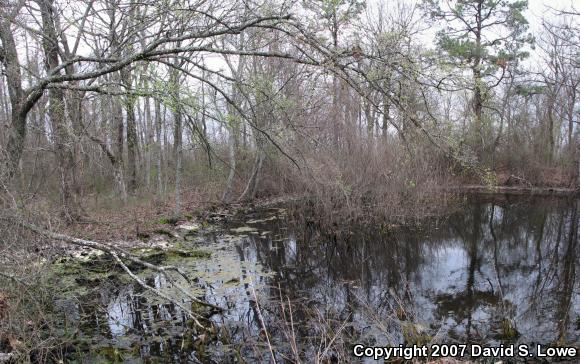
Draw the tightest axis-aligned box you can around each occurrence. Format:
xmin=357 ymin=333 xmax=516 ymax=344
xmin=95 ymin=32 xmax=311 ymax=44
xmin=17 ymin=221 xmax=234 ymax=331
xmin=246 ymin=215 xmax=278 ymax=224
xmin=230 ymin=226 xmax=258 ymax=234
xmin=176 ymin=223 xmax=200 ymax=232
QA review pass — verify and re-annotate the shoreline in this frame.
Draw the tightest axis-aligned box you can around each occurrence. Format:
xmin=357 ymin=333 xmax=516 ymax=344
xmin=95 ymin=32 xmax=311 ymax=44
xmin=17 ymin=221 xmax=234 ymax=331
xmin=445 ymin=185 xmax=579 ymax=196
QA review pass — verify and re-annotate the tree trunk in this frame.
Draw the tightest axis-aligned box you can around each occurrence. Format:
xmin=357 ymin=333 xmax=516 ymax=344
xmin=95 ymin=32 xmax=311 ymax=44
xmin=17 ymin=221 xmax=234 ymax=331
xmin=145 ymin=94 xmax=153 ymax=190
xmin=473 ymin=2 xmax=485 ymax=161
xmin=0 ymin=16 xmax=27 ymax=177
xmin=170 ymin=66 xmax=182 ymax=217
xmin=222 ymin=117 xmax=238 ymax=203
xmin=221 ymin=33 xmax=246 ymax=203
xmin=155 ymin=98 xmax=164 ymax=196
xmin=56 ymin=9 xmax=84 ymax=197
xmin=121 ymin=66 xmax=138 ymax=193
xmin=174 ymin=135 xmax=182 ymax=216
xmin=114 ymin=85 xmax=124 ymax=167
xmin=382 ymin=94 xmax=389 ymax=139
xmin=238 ymin=146 xmax=265 ymax=202
xmin=547 ymin=102 xmax=555 ymax=163
xmin=89 ymin=132 xmax=128 ymax=203
xmin=37 ymin=0 xmax=83 ymax=221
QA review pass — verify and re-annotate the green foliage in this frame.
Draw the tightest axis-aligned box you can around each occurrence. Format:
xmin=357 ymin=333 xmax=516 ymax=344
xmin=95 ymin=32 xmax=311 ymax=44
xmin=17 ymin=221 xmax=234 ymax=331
xmin=318 ymin=0 xmax=366 ymax=23
xmin=514 ymin=84 xmax=545 ymax=97
xmin=303 ymin=0 xmax=366 ymax=42
xmin=158 ymin=216 xmax=179 ymax=225
xmin=482 ymin=167 xmax=498 ymax=187
xmin=150 ymin=76 xmax=201 ymax=115
xmin=423 ymin=0 xmax=534 ymax=77
xmin=250 ymin=75 xmax=275 ymax=100
xmin=225 ymin=113 xmax=241 ymax=129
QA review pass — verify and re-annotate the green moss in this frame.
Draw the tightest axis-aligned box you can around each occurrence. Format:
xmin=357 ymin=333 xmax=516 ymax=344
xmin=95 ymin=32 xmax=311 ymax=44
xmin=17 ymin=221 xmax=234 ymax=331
xmin=131 ymin=247 xmax=167 ymax=265
xmin=132 ymin=246 xmax=211 ymax=262
xmin=49 ymin=257 xmax=128 ymax=298
xmin=167 ymin=249 xmax=211 ymax=259
xmin=158 ymin=216 xmax=179 ymax=225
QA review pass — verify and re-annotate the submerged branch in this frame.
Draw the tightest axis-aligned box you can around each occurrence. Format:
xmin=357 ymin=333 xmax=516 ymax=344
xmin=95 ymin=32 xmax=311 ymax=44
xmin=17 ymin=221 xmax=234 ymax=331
xmin=1 ymin=216 xmax=224 ymax=318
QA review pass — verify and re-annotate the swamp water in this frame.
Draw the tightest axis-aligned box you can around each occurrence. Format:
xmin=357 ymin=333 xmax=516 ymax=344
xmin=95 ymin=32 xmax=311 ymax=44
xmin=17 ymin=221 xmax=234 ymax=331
xmin=55 ymin=197 xmax=579 ymax=363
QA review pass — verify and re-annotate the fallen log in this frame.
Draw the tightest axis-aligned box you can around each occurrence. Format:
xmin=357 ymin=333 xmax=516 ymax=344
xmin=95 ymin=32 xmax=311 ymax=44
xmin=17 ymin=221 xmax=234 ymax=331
xmin=1 ymin=215 xmax=224 ymax=328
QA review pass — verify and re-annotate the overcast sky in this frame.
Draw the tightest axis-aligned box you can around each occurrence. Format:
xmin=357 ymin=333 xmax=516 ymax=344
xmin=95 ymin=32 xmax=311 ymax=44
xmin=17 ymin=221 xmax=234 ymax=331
xmin=526 ymin=0 xmax=577 ymax=31
xmin=392 ymin=0 xmax=579 ymax=65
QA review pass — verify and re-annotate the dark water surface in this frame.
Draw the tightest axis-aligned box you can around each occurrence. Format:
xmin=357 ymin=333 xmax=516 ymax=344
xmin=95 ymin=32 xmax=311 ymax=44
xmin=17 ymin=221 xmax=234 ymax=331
xmin=68 ymin=196 xmax=579 ymax=362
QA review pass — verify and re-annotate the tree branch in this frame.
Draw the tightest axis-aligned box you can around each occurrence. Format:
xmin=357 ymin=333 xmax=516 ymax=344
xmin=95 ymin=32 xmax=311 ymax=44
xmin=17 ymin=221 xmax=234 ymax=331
xmin=1 ymin=216 xmax=224 ymax=321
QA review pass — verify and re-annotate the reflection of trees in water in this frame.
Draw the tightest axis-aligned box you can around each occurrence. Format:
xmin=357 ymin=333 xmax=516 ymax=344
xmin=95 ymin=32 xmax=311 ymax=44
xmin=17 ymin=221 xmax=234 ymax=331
xmin=87 ymin=275 xmax=200 ymax=361
xmin=222 ymin=221 xmax=422 ymax=359
xmin=92 ymin=198 xmax=579 ymax=361
xmin=433 ymin=199 xmax=578 ymax=343
xmin=237 ymin=218 xmax=429 ymax=349
xmin=555 ymin=199 xmax=578 ymax=343
xmin=255 ymin=221 xmax=424 ymax=302
xmin=433 ymin=202 xmax=513 ymax=341
xmin=245 ymin=199 xmax=579 ymax=345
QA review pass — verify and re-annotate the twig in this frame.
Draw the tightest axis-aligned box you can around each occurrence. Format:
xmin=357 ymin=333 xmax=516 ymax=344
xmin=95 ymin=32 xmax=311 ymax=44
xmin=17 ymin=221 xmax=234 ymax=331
xmin=249 ymin=274 xmax=276 ymax=364
xmin=109 ymin=251 xmax=203 ymax=327
xmin=317 ymin=315 xmax=350 ymax=363
xmin=0 ymin=271 xmax=29 ymax=287
xmin=1 ymin=216 xmax=224 ymax=314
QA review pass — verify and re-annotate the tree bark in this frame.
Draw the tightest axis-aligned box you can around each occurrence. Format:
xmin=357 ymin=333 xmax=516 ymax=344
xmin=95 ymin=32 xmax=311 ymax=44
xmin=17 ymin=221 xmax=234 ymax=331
xmin=89 ymin=134 xmax=128 ymax=203
xmin=222 ymin=123 xmax=238 ymax=203
xmin=473 ymin=1 xmax=485 ymax=161
xmin=121 ymin=66 xmax=138 ymax=193
xmin=38 ymin=0 xmax=83 ymax=221
xmin=0 ymin=14 xmax=27 ymax=176
xmin=154 ymin=98 xmax=164 ymax=196
xmin=241 ymin=148 xmax=264 ymax=201
xmin=145 ymin=93 xmax=153 ymax=190
xmin=221 ymin=33 xmax=246 ymax=203
xmin=170 ymin=67 xmax=182 ymax=216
